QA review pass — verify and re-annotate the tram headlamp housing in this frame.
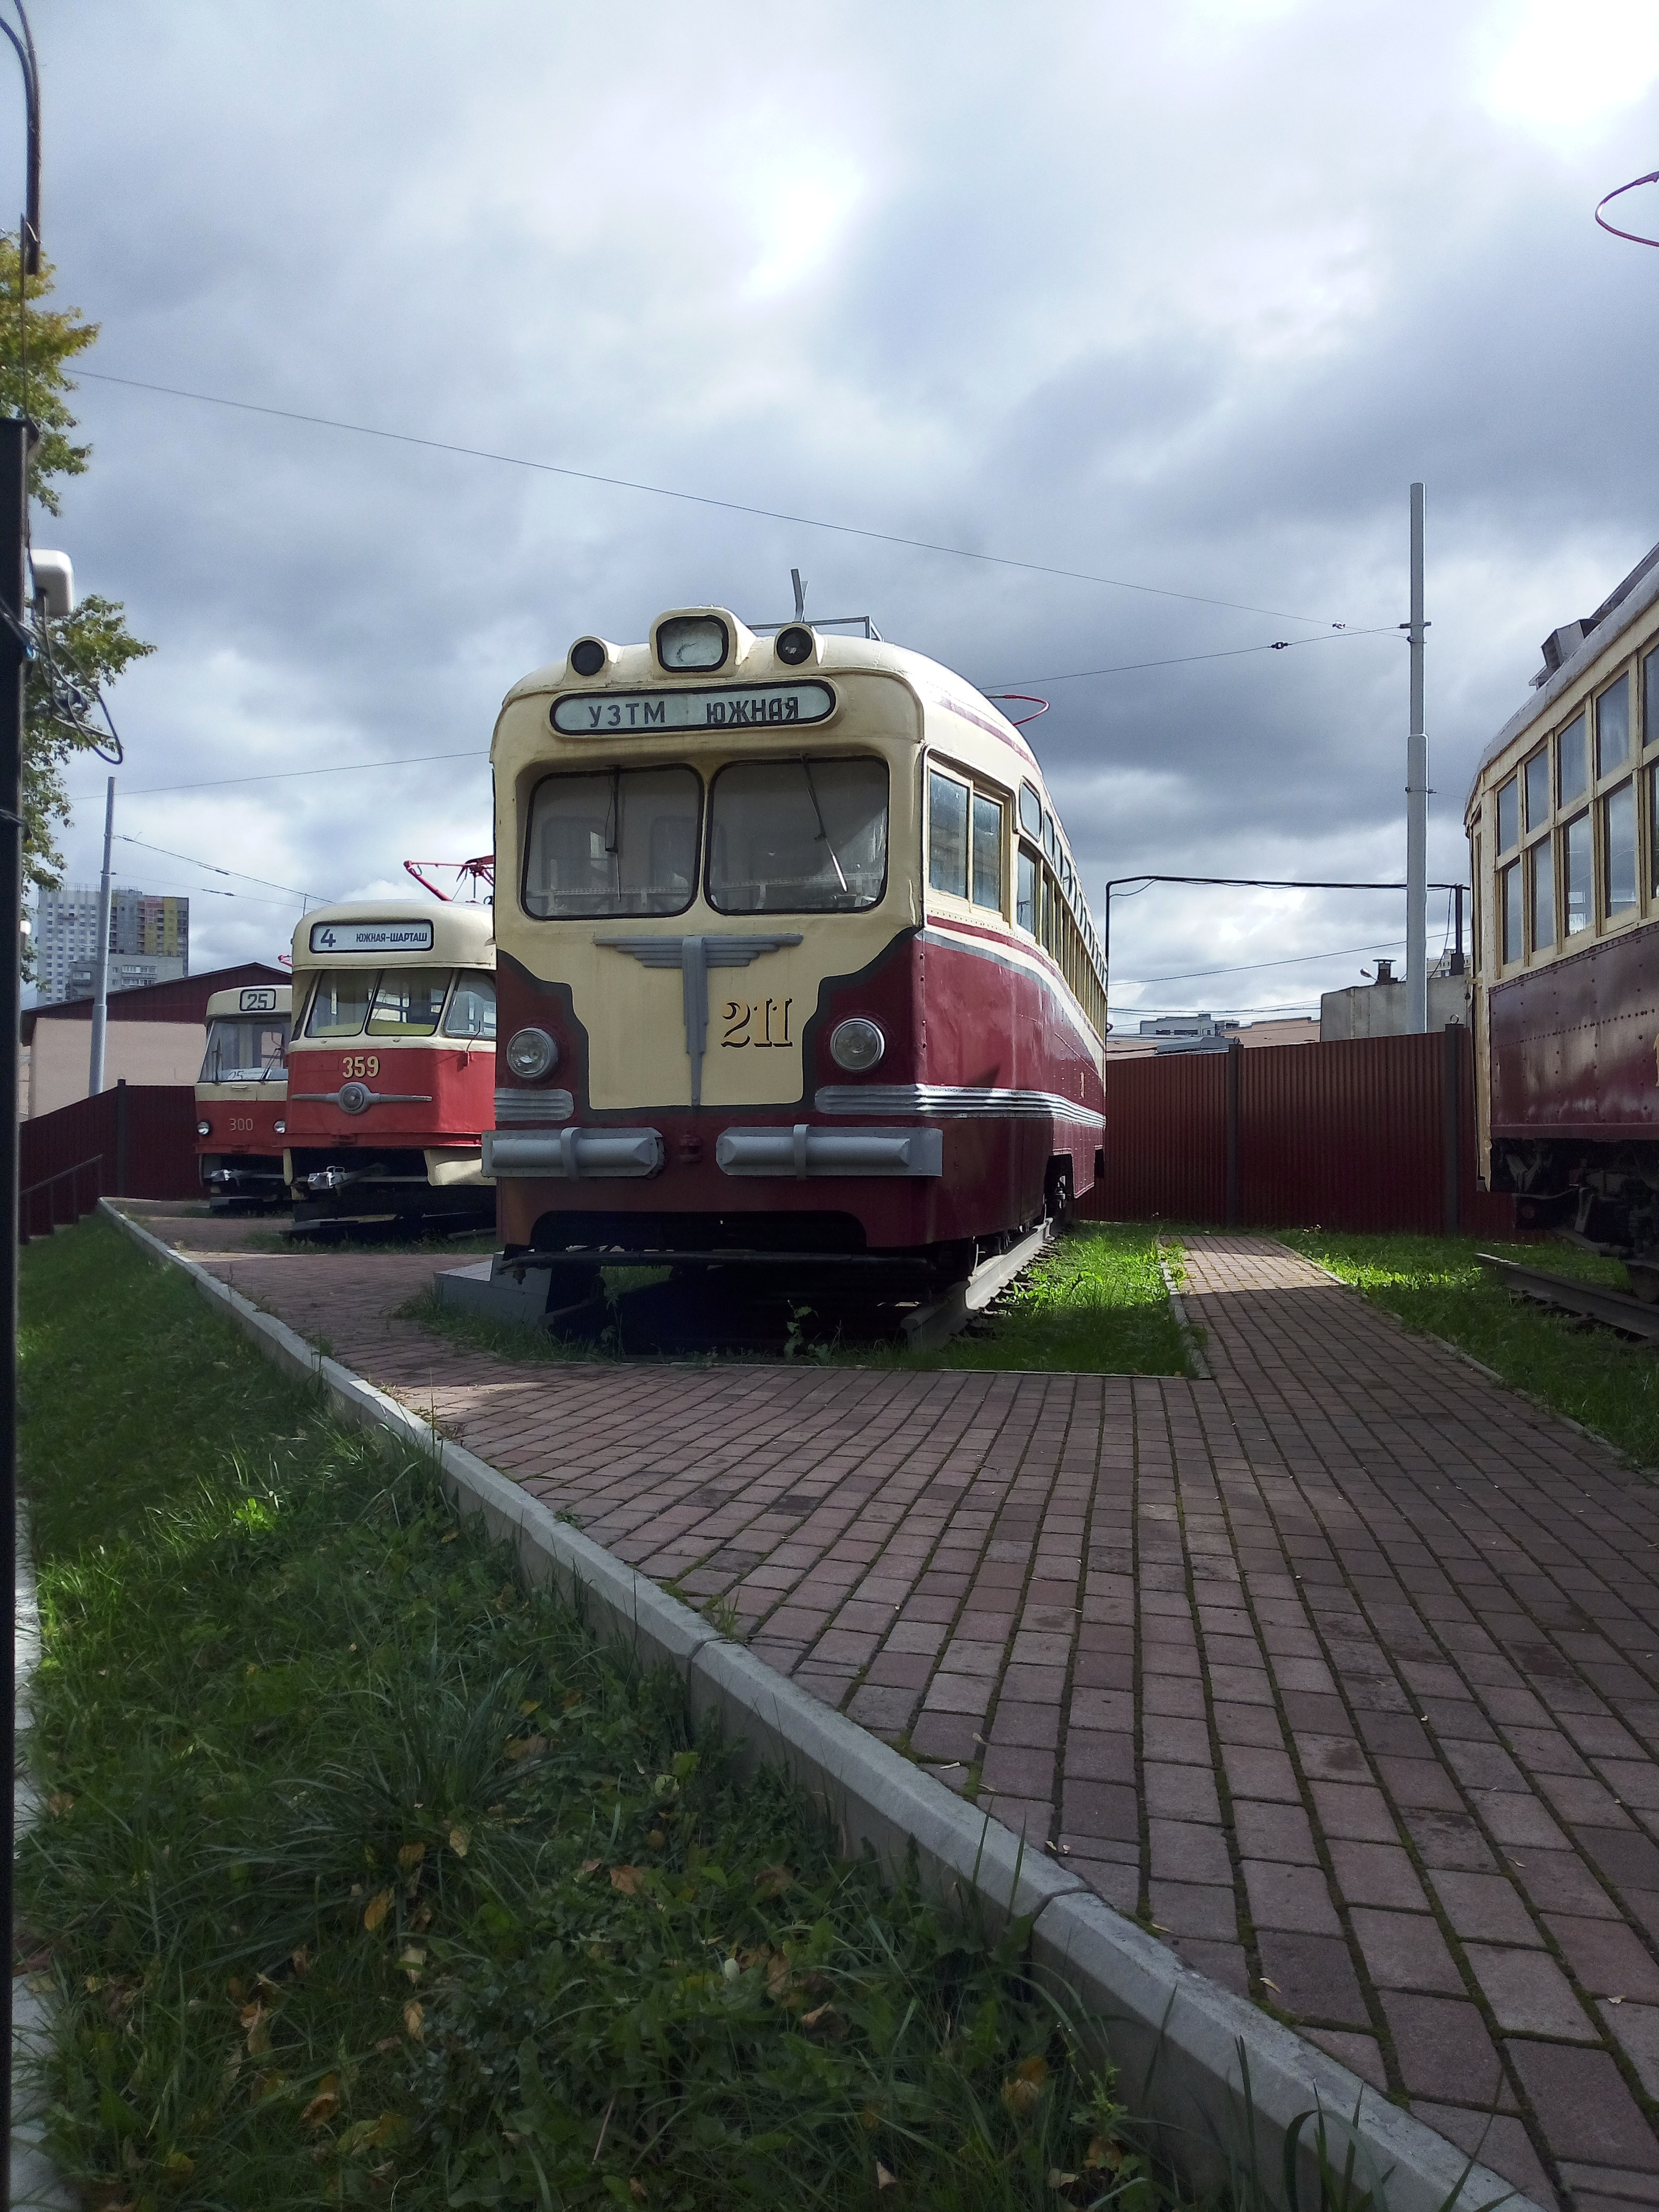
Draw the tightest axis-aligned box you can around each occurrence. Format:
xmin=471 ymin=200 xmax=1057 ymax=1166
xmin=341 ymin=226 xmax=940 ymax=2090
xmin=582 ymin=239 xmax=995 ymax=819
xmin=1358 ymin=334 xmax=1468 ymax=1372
xmin=829 ymin=1017 xmax=885 ymax=1073
xmin=505 ymin=1026 xmax=559 ymax=1080
xmin=775 ymin=624 xmax=815 ymax=666
xmin=569 ymin=637 xmax=610 ymax=678
xmin=656 ymin=615 xmax=729 ymax=672
xmin=196 ymin=1120 xmax=211 ymax=1137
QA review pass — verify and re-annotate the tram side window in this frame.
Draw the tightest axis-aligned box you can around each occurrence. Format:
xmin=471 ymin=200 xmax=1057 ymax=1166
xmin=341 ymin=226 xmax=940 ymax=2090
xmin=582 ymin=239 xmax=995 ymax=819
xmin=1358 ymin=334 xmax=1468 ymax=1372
xmin=305 ymin=971 xmax=374 ymax=1038
xmin=1497 ymin=776 xmax=1519 ymax=851
xmin=971 ymin=793 xmax=1003 ymax=912
xmin=1016 ymin=847 xmax=1037 ymax=933
xmin=1019 ymin=784 xmax=1042 ymax=839
xmin=1557 ymin=715 xmax=1587 ymax=807
xmin=1597 ymin=675 xmax=1630 ymax=776
xmin=1603 ymin=781 xmax=1637 ymax=917
xmin=710 ymin=756 xmax=887 ymax=913
xmin=524 ymin=767 xmax=701 ymax=919
xmin=1530 ymin=839 xmax=1555 ymax=950
xmin=927 ymin=769 xmax=970 ymax=900
xmin=443 ymin=975 xmax=497 ymax=1039
xmin=1646 ymin=649 xmax=1659 ymax=751
xmin=1524 ymin=747 xmax=1551 ymax=830
xmin=1562 ymin=814 xmax=1593 ymax=936
xmin=368 ymin=967 xmax=449 ymax=1036
xmin=1501 ymin=861 xmax=1522 ymax=963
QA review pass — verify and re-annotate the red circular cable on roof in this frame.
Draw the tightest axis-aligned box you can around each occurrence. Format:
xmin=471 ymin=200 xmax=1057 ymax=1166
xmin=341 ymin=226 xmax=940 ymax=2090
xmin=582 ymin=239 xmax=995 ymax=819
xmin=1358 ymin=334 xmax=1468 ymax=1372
xmin=984 ymin=692 xmax=1050 ymax=727
xmin=1596 ymin=171 xmax=1659 ymax=246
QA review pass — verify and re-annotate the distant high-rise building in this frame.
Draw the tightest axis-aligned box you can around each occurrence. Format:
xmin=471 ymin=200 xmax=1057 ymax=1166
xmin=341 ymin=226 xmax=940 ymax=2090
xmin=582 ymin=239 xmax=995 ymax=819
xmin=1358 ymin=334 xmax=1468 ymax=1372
xmin=33 ymin=884 xmax=190 ymax=1004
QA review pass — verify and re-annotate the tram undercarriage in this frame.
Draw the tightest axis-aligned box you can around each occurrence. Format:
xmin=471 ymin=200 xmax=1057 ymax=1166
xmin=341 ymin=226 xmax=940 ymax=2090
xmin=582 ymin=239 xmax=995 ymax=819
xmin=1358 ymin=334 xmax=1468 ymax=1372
xmin=1494 ymin=1137 xmax=1659 ymax=1283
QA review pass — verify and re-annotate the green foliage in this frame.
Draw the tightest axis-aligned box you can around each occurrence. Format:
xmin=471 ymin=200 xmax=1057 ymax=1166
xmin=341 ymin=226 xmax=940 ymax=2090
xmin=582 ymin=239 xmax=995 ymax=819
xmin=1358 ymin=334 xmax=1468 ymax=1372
xmin=1277 ymin=1229 xmax=1659 ymax=1470
xmin=0 ymin=235 xmax=156 ymax=946
xmin=17 ymin=1217 xmax=1171 ymax=2210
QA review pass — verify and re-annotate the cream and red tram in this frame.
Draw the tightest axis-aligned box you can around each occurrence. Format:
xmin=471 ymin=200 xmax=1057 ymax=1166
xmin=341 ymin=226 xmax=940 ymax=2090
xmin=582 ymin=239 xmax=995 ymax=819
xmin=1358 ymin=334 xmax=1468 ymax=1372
xmin=284 ymin=901 xmax=497 ymax=1229
xmin=195 ymin=982 xmax=290 ymax=1209
xmin=485 ymin=606 xmax=1107 ymax=1302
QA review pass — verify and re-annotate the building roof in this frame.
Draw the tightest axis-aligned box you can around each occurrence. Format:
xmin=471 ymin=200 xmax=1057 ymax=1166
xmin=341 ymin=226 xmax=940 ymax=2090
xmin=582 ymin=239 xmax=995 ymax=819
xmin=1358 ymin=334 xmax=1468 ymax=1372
xmin=20 ymin=961 xmax=289 ymax=1042
xmin=1106 ymin=1016 xmax=1320 ymax=1060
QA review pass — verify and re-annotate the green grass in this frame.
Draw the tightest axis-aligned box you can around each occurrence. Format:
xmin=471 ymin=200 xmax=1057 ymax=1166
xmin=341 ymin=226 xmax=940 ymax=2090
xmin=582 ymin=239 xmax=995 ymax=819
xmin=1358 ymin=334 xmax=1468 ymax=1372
xmin=17 ymin=1216 xmax=1169 ymax=2211
xmin=397 ymin=1227 xmax=1191 ymax=1377
xmin=1277 ymin=1229 xmax=1659 ymax=1472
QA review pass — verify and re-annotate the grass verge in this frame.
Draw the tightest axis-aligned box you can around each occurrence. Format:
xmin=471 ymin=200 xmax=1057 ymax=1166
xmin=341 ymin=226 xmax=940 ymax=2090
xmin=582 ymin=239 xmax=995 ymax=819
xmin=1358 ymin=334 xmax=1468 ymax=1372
xmin=397 ymin=1226 xmax=1190 ymax=1377
xmin=1277 ymin=1229 xmax=1659 ymax=1471
xmin=18 ymin=1215 xmax=1169 ymax=2210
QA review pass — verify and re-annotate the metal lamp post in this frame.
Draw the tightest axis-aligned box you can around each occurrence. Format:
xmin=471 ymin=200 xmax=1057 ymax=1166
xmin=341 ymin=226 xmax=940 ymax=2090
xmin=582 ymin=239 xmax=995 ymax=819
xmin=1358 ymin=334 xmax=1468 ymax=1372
xmin=1 ymin=5 xmax=44 ymax=2196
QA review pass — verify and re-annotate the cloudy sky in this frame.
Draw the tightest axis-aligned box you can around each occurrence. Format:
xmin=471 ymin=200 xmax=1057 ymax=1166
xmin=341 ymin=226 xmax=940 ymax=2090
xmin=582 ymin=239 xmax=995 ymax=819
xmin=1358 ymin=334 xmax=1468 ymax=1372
xmin=23 ymin=0 xmax=1659 ymax=1019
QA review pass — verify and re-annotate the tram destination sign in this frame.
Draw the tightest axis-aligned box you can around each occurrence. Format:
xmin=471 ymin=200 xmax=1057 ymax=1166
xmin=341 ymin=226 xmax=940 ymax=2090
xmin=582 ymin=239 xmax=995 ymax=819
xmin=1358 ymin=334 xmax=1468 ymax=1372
xmin=552 ymin=680 xmax=834 ymax=735
xmin=308 ymin=919 xmax=435 ymax=955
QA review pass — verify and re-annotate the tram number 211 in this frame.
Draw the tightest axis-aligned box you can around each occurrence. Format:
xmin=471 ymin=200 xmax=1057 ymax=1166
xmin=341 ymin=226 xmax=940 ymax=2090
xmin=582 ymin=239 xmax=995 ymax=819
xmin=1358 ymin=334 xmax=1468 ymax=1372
xmin=721 ymin=998 xmax=793 ymax=1049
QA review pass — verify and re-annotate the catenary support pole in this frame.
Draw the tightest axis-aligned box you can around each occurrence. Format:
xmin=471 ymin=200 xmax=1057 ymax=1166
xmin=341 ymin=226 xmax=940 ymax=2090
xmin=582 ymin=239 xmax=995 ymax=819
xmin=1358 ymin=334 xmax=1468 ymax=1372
xmin=0 ymin=410 xmax=31 ymax=2212
xmin=87 ymin=775 xmax=114 ymax=1094
xmin=1407 ymin=484 xmax=1428 ymax=1034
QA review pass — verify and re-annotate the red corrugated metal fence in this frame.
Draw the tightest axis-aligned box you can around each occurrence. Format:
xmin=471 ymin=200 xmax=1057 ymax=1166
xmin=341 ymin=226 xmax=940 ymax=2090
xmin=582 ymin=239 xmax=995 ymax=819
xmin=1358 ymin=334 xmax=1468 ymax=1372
xmin=18 ymin=1082 xmax=199 ymax=1239
xmin=1082 ymin=1026 xmax=1515 ymax=1235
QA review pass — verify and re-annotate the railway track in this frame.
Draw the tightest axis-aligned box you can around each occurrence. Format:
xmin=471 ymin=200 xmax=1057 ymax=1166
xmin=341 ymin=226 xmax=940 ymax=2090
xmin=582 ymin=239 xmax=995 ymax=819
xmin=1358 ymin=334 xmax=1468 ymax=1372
xmin=1477 ymin=1250 xmax=1659 ymax=1343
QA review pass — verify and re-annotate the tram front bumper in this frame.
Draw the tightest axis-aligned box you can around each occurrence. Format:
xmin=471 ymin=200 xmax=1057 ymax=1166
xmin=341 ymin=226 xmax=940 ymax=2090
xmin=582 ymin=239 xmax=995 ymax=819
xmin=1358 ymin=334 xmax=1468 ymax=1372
xmin=483 ymin=1125 xmax=942 ymax=1181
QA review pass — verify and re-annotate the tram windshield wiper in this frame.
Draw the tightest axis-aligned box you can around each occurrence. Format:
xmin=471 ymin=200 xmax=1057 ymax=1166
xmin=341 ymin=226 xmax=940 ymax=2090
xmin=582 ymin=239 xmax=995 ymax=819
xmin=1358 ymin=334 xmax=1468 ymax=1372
xmin=800 ymin=755 xmax=850 ymax=895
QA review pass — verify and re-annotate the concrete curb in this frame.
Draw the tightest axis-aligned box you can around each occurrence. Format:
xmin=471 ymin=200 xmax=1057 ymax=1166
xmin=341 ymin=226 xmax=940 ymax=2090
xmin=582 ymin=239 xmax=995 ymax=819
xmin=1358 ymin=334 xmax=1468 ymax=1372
xmin=98 ymin=1200 xmax=1539 ymax=2212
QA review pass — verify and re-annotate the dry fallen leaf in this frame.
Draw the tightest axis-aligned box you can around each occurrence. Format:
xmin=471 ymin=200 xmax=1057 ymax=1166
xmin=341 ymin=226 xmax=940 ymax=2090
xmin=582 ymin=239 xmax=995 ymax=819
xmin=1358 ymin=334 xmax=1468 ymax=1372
xmin=403 ymin=2000 xmax=424 ymax=2041
xmin=163 ymin=2151 xmax=195 ymax=2179
xmin=580 ymin=1857 xmax=602 ymax=1876
xmin=877 ymin=2163 xmax=898 ymax=2189
xmin=362 ymin=1888 xmax=393 ymax=1933
xmin=754 ymin=1864 xmax=793 ymax=1899
xmin=609 ymin=1865 xmax=647 ymax=1896
xmin=239 ymin=2001 xmax=272 ymax=2056
xmin=397 ymin=1842 xmax=425 ymax=1871
xmin=504 ymin=1734 xmax=548 ymax=1763
xmin=1048 ymin=2173 xmax=1078 ymax=2191
xmin=1000 ymin=2055 xmax=1049 ymax=2118
xmin=1085 ymin=2137 xmax=1125 ymax=2172
xmin=300 ymin=2083 xmax=341 ymax=2128
xmin=801 ymin=2001 xmax=836 ymax=2029
xmin=448 ymin=1826 xmax=470 ymax=1858
xmin=46 ymin=1791 xmax=74 ymax=1818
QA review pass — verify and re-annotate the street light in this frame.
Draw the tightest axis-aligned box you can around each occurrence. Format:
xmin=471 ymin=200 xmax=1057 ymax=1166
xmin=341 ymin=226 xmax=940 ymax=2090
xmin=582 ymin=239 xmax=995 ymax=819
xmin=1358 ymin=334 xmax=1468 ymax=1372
xmin=1 ymin=5 xmax=43 ymax=2197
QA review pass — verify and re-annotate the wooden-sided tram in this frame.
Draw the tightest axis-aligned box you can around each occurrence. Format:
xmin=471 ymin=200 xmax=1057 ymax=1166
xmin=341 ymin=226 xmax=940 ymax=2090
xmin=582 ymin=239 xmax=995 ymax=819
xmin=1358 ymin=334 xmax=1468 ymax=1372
xmin=484 ymin=606 xmax=1108 ymax=1320
xmin=283 ymin=900 xmax=497 ymax=1231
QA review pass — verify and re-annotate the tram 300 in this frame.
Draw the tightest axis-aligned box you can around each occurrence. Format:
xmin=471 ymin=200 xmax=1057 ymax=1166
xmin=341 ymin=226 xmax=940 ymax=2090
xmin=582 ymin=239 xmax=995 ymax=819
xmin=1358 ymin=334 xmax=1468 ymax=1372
xmin=485 ymin=606 xmax=1107 ymax=1310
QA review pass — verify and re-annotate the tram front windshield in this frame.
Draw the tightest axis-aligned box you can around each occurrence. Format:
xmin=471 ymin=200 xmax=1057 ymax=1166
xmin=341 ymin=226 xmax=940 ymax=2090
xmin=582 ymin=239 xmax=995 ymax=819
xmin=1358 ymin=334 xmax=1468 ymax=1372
xmin=200 ymin=1018 xmax=289 ymax=1084
xmin=304 ymin=969 xmax=496 ymax=1040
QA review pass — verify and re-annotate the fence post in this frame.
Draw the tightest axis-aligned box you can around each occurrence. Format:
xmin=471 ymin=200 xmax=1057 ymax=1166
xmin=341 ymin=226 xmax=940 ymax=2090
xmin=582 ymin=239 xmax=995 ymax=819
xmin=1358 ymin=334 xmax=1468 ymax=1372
xmin=1442 ymin=1023 xmax=1462 ymax=1237
xmin=115 ymin=1077 xmax=129 ymax=1196
xmin=1225 ymin=1038 xmax=1242 ymax=1228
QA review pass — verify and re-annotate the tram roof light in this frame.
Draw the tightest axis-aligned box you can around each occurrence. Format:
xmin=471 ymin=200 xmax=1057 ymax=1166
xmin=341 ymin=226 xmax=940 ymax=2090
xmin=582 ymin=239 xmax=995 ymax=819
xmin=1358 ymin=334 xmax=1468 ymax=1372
xmin=655 ymin=613 xmax=730 ymax=672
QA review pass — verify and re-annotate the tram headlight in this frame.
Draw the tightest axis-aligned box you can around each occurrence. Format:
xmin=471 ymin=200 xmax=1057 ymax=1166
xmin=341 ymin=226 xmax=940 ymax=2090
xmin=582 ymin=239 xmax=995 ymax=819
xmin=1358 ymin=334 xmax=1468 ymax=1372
xmin=196 ymin=1120 xmax=211 ymax=1137
xmin=775 ymin=624 xmax=815 ymax=666
xmin=569 ymin=637 xmax=610 ymax=678
xmin=505 ymin=1026 xmax=559 ymax=1080
xmin=656 ymin=615 xmax=728 ymax=672
xmin=829 ymin=1017 xmax=885 ymax=1073
xmin=274 ymin=1120 xmax=286 ymax=1135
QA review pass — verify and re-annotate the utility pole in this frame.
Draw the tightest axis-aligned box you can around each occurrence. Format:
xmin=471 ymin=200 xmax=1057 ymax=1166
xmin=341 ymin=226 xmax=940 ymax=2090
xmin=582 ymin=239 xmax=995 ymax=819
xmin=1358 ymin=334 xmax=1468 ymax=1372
xmin=88 ymin=777 xmax=114 ymax=1093
xmin=1407 ymin=483 xmax=1428 ymax=1034
xmin=0 ymin=413 xmax=29 ymax=2212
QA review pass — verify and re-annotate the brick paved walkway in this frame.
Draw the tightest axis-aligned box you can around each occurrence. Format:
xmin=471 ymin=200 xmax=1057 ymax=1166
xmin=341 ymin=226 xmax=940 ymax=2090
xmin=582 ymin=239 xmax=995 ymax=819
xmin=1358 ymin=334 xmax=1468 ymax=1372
xmin=145 ymin=1211 xmax=1659 ymax=2206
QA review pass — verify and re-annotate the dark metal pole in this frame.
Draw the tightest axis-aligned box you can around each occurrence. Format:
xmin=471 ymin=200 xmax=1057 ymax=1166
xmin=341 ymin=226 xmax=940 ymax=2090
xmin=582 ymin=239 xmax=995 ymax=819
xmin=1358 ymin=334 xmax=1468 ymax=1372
xmin=0 ymin=409 xmax=30 ymax=2211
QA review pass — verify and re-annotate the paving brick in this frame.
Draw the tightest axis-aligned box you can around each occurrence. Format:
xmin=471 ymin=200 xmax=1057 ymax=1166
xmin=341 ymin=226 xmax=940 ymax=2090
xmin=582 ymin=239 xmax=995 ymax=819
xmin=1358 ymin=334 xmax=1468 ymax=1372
xmin=1505 ymin=2039 xmax=1659 ymax=2169
xmin=1149 ymin=1881 xmax=1237 ymax=1942
xmin=1348 ymin=1907 xmax=1463 ymax=1995
xmin=1149 ymin=1819 xmax=1232 ymax=1886
xmin=1407 ymin=2107 xmax=1554 ymax=2206
xmin=1256 ymin=1930 xmax=1369 ymax=2029
xmin=1242 ymin=1859 xmax=1341 ymax=1937
xmin=1465 ymin=1943 xmax=1598 ymax=2040
xmin=1379 ymin=1992 xmax=1510 ymax=2105
xmin=1144 ymin=1763 xmax=1221 ymax=1823
xmin=1326 ymin=1840 xmax=1429 ymax=1912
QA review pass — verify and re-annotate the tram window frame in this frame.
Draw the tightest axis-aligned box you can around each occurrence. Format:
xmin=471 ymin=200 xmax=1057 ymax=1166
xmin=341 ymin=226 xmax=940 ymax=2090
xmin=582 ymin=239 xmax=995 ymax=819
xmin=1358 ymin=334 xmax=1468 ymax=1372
xmin=926 ymin=760 xmax=1009 ymax=917
xmin=366 ymin=966 xmax=451 ymax=1039
xmin=1018 ymin=784 xmax=1042 ymax=839
xmin=1501 ymin=859 xmax=1522 ymax=965
xmin=927 ymin=767 xmax=970 ymax=901
xmin=522 ymin=764 xmax=703 ymax=922
xmin=1496 ymin=775 xmax=1519 ymax=852
xmin=1016 ymin=846 xmax=1037 ymax=934
xmin=1561 ymin=810 xmax=1593 ymax=939
xmin=1523 ymin=745 xmax=1551 ymax=832
xmin=971 ymin=791 xmax=1004 ymax=914
xmin=709 ymin=754 xmax=889 ymax=915
xmin=1557 ymin=714 xmax=1588 ymax=808
xmin=1645 ymin=647 xmax=1659 ymax=757
xmin=1602 ymin=778 xmax=1637 ymax=919
xmin=304 ymin=969 xmax=377 ymax=1040
xmin=1529 ymin=836 xmax=1555 ymax=952
xmin=442 ymin=973 xmax=497 ymax=1041
xmin=1597 ymin=673 xmax=1631 ymax=778
xmin=1471 ymin=834 xmax=1483 ymax=973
